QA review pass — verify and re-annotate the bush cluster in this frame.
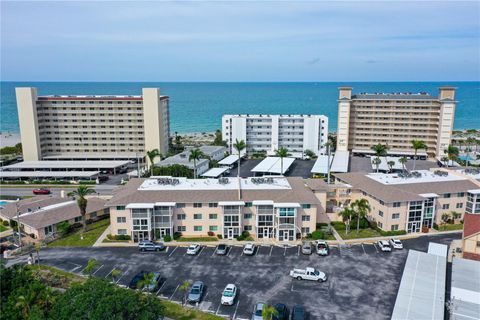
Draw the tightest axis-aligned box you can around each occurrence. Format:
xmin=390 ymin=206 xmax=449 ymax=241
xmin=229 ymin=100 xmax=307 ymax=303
xmin=106 ymin=234 xmax=131 ymax=241
xmin=374 ymin=228 xmax=407 ymax=236
xmin=330 ymin=221 xmax=346 ymax=230
xmin=3 ymin=221 xmax=9 ymax=227
xmin=163 ymin=235 xmax=172 ymax=242
xmin=173 ymin=232 xmax=182 ymax=240
xmin=310 ymin=230 xmax=325 ymax=240
xmin=236 ymin=231 xmax=253 ymax=241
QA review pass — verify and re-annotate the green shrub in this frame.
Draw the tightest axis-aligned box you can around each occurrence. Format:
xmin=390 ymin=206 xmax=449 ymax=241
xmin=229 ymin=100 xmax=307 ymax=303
xmin=155 ymin=229 xmax=161 ymax=240
xmin=217 ymin=234 xmax=223 ymax=239
xmin=56 ymin=221 xmax=72 ymax=237
xmin=164 ymin=235 xmax=172 ymax=242
xmin=106 ymin=234 xmax=131 ymax=241
xmin=236 ymin=231 xmax=251 ymax=241
xmin=173 ymin=232 xmax=182 ymax=240
xmin=310 ymin=230 xmax=325 ymax=240
xmin=331 ymin=221 xmax=346 ymax=230
xmin=3 ymin=221 xmax=9 ymax=227
xmin=9 ymin=220 xmax=17 ymax=228
xmin=374 ymin=227 xmax=407 ymax=236
xmin=316 ymin=222 xmax=329 ymax=228
xmin=433 ymin=223 xmax=439 ymax=230
xmin=350 ymin=217 xmax=370 ymax=229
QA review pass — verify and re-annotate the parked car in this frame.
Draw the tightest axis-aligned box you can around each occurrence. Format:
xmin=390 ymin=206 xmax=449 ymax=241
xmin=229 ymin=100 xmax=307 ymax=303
xmin=389 ymin=238 xmax=403 ymax=249
xmin=316 ymin=241 xmax=329 ymax=256
xmin=138 ymin=241 xmax=165 ymax=252
xmin=252 ymin=302 xmax=265 ymax=320
xmin=187 ymin=281 xmax=204 ymax=303
xmin=291 ymin=305 xmax=307 ymax=320
xmin=33 ymin=188 xmax=51 ymax=195
xmin=143 ymin=272 xmax=165 ymax=293
xmin=216 ymin=244 xmax=228 ymax=255
xmin=186 ymin=243 xmax=201 ymax=255
xmin=128 ymin=271 xmax=147 ymax=289
xmin=272 ymin=303 xmax=289 ymax=320
xmin=301 ymin=241 xmax=312 ymax=255
xmin=243 ymin=243 xmax=255 ymax=256
xmin=377 ymin=240 xmax=392 ymax=252
xmin=98 ymin=175 xmax=109 ymax=182
xmin=221 ymin=283 xmax=237 ymax=306
xmin=290 ymin=267 xmax=327 ymax=282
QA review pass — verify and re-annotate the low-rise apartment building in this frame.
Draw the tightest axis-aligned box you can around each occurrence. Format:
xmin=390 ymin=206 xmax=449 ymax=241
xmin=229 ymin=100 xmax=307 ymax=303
xmin=462 ymin=212 xmax=480 ymax=261
xmin=15 ymin=87 xmax=169 ymax=161
xmin=222 ymin=114 xmax=328 ymax=157
xmin=336 ymin=86 xmax=456 ymax=158
xmin=106 ymin=176 xmax=321 ymax=242
xmin=0 ymin=196 xmax=108 ymax=240
xmin=331 ymin=169 xmax=480 ymax=233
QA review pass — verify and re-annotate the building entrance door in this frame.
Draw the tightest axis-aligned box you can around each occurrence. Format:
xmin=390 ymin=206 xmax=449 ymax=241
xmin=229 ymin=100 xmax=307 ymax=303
xmin=263 ymin=228 xmax=270 ymax=238
xmin=227 ymin=228 xmax=234 ymax=240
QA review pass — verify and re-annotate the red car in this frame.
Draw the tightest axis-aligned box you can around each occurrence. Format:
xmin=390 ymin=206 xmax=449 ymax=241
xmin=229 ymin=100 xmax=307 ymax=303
xmin=33 ymin=188 xmax=51 ymax=195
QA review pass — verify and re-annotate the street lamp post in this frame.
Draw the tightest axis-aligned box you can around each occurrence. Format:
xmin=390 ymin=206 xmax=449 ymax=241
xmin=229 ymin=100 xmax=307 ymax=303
xmin=15 ymin=198 xmax=22 ymax=248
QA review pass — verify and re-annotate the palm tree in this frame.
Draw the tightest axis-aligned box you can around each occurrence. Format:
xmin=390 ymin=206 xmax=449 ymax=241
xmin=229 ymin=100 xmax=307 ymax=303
xmin=188 ymin=148 xmax=204 ymax=179
xmin=68 ymin=185 xmax=96 ymax=233
xmin=340 ymin=207 xmax=355 ymax=234
xmin=444 ymin=145 xmax=459 ymax=165
xmin=399 ymin=157 xmax=408 ymax=173
xmin=441 ymin=156 xmax=449 ymax=167
xmin=15 ymin=295 xmax=31 ymax=318
xmin=411 ymin=139 xmax=427 ymax=171
xmin=262 ymin=304 xmax=279 ymax=320
xmin=179 ymin=280 xmax=190 ymax=305
xmin=275 ymin=147 xmax=290 ymax=175
xmin=137 ymin=272 xmax=155 ymax=291
xmin=146 ymin=149 xmax=161 ymax=176
xmin=351 ymin=198 xmax=371 ymax=234
xmin=325 ymin=141 xmax=333 ymax=184
xmin=83 ymin=258 xmax=99 ymax=275
xmin=372 ymin=157 xmax=382 ymax=173
xmin=387 ymin=160 xmax=395 ymax=173
xmin=233 ymin=139 xmax=246 ymax=199
xmin=110 ymin=268 xmax=121 ymax=282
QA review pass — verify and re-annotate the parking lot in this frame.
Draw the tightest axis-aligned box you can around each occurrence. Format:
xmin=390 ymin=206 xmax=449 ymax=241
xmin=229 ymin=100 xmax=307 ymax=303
xmin=36 ymin=233 xmax=460 ymax=320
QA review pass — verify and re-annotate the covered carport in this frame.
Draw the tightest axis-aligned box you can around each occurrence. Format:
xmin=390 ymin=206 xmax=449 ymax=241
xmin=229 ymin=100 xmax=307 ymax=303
xmin=251 ymin=157 xmax=295 ymax=176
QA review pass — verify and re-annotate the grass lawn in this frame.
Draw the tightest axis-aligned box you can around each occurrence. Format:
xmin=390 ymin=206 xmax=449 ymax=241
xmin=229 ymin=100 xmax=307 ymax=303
xmin=177 ymin=236 xmax=218 ymax=242
xmin=28 ymin=264 xmax=86 ymax=288
xmin=160 ymin=301 xmax=223 ymax=320
xmin=337 ymin=228 xmax=382 ymax=240
xmin=436 ymin=224 xmax=464 ymax=231
xmin=0 ymin=224 xmax=8 ymax=232
xmin=48 ymin=219 xmax=110 ymax=247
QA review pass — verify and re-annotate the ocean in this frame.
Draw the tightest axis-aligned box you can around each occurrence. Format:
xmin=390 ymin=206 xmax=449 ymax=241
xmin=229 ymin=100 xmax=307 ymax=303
xmin=1 ymin=82 xmax=479 ymax=134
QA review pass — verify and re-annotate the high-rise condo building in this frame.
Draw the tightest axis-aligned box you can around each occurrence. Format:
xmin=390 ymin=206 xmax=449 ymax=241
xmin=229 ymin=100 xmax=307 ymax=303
xmin=15 ymin=87 xmax=169 ymax=161
xmin=336 ymin=86 xmax=456 ymax=158
xmin=222 ymin=114 xmax=328 ymax=157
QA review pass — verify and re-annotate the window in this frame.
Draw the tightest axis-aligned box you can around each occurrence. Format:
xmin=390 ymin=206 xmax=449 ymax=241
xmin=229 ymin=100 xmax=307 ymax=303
xmin=117 ymin=217 xmax=126 ymax=223
xmin=116 ymin=206 xmax=126 ymax=210
xmin=74 ymin=216 xmax=82 ymax=222
xmin=177 ymin=214 xmax=186 ymax=220
xmin=176 ymin=203 xmax=185 ymax=208
xmin=209 ymin=214 xmax=217 ymax=220
xmin=278 ymin=207 xmax=295 ymax=216
xmin=392 ymin=213 xmax=400 ymax=219
xmin=301 ymin=227 xmax=310 ymax=234
xmin=244 ymin=213 xmax=252 ymax=220
xmin=391 ymin=225 xmax=399 ymax=231
xmin=456 ymin=203 xmax=463 ymax=209
xmin=118 ymin=229 xmax=127 ymax=235
xmin=177 ymin=226 xmax=186 ymax=232
xmin=244 ymin=225 xmax=252 ymax=231
xmin=442 ymin=204 xmax=450 ymax=210
xmin=209 ymin=226 xmax=218 ymax=231
xmin=245 ymin=202 xmax=253 ymax=208
xmin=194 ymin=214 xmax=202 ymax=220
xmin=457 ymin=192 xmax=465 ymax=197
xmin=379 ymin=211 xmax=384 ymax=217
xmin=443 ymin=193 xmax=451 ymax=198
xmin=194 ymin=226 xmax=203 ymax=231
xmin=193 ymin=203 xmax=202 ymax=208
xmin=393 ymin=202 xmax=401 ymax=208
xmin=90 ymin=212 xmax=97 ymax=218
xmin=477 ymin=241 xmax=480 ymax=248
xmin=378 ymin=222 xmax=383 ymax=228
xmin=301 ymin=215 xmax=310 ymax=221
xmin=302 ymin=204 xmax=311 ymax=209
xmin=208 ymin=203 xmax=218 ymax=208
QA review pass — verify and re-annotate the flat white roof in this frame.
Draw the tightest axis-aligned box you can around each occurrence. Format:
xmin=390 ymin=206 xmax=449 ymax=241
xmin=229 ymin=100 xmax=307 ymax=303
xmin=273 ymin=203 xmax=301 ymax=208
xmin=126 ymin=203 xmax=155 ymax=209
xmin=201 ymin=167 xmax=229 ymax=178
xmin=218 ymin=155 xmax=239 ymax=166
xmin=3 ymin=160 xmax=129 ymax=170
xmin=370 ymin=156 xmax=405 ymax=171
xmin=310 ymin=155 xmax=331 ymax=174
xmin=0 ymin=171 xmax=100 ymax=178
xmin=251 ymin=157 xmax=295 ymax=174
xmin=420 ymin=193 xmax=440 ymax=198
xmin=139 ymin=176 xmax=292 ymax=191
xmin=354 ymin=148 xmax=427 ymax=157
xmin=252 ymin=200 xmax=275 ymax=206
xmin=218 ymin=201 xmax=245 ymax=206
xmin=367 ymin=170 xmax=464 ymax=185
xmin=154 ymin=202 xmax=176 ymax=207
xmin=156 ymin=153 xmax=209 ymax=168
xmin=467 ymin=189 xmax=480 ymax=195
xmin=391 ymin=249 xmax=446 ymax=320
xmin=311 ymin=151 xmax=349 ymax=174
xmin=428 ymin=242 xmax=448 ymax=258
xmin=451 ymin=258 xmax=480 ymax=320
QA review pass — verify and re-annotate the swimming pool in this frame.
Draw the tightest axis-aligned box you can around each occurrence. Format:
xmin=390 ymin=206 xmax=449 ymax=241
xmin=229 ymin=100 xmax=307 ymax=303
xmin=458 ymin=155 xmax=473 ymax=161
xmin=0 ymin=201 xmax=8 ymax=206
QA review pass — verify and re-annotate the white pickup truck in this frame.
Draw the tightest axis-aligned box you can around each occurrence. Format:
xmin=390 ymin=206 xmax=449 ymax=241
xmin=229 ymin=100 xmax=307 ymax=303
xmin=289 ymin=267 xmax=327 ymax=282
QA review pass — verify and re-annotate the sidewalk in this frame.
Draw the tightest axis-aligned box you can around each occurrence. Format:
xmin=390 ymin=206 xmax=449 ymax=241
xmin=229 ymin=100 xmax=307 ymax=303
xmin=0 ymin=228 xmax=13 ymax=238
xmin=92 ymin=225 xmax=111 ymax=247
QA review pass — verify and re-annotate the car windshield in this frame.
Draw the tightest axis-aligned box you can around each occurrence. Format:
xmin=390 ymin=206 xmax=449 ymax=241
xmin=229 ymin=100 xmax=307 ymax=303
xmin=223 ymin=290 xmax=234 ymax=297
xmin=394 ymin=240 xmax=401 ymax=244
xmin=189 ymin=246 xmax=196 ymax=250
xmin=313 ymin=270 xmax=320 ymax=276
xmin=318 ymin=244 xmax=326 ymax=249
xmin=255 ymin=308 xmax=263 ymax=316
xmin=218 ymin=245 xmax=226 ymax=249
xmin=191 ymin=288 xmax=200 ymax=294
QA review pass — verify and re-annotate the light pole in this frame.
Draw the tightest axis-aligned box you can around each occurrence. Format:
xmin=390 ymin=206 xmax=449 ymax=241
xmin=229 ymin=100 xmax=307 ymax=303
xmin=15 ymin=198 xmax=22 ymax=248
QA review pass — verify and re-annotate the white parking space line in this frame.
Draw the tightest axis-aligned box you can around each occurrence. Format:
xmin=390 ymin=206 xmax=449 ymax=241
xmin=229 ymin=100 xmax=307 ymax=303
xmin=255 ymin=246 xmax=260 ymax=256
xmin=92 ymin=264 xmax=104 ymax=275
xmin=199 ymin=292 xmax=209 ymax=309
xmin=283 ymin=246 xmax=287 ymax=256
xmin=69 ymin=262 xmax=82 ymax=272
xmin=233 ymin=299 xmax=240 ymax=319
xmin=165 ymin=247 xmax=169 ymax=253
xmin=105 ymin=266 xmax=116 ymax=279
xmin=227 ymin=247 xmax=231 ymax=256
xmin=115 ymin=270 xmax=127 ymax=284
xmin=215 ymin=302 xmax=222 ymax=315
xmin=373 ymin=243 xmax=379 ymax=253
xmin=297 ymin=246 xmax=300 ymax=256
xmin=361 ymin=244 xmax=367 ymax=254
xmin=197 ymin=246 xmax=205 ymax=257
xmin=211 ymin=246 xmax=217 ymax=257
xmin=168 ymin=246 xmax=177 ymax=257
xmin=156 ymin=280 xmax=167 ymax=296
xmin=269 ymin=246 xmax=273 ymax=256
xmin=169 ymin=284 xmax=180 ymax=301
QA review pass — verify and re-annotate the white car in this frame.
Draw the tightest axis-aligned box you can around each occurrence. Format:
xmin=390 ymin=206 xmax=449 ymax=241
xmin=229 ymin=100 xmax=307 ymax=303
xmin=389 ymin=238 xmax=403 ymax=249
xmin=186 ymin=243 xmax=201 ymax=255
xmin=243 ymin=243 xmax=255 ymax=256
xmin=221 ymin=284 xmax=237 ymax=306
xmin=290 ymin=267 xmax=327 ymax=282
xmin=377 ymin=240 xmax=392 ymax=252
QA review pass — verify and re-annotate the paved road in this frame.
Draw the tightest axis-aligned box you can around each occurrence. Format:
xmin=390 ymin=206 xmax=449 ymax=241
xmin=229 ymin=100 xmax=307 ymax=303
xmin=0 ymin=184 xmax=117 ymax=197
xmin=12 ymin=233 xmax=460 ymax=320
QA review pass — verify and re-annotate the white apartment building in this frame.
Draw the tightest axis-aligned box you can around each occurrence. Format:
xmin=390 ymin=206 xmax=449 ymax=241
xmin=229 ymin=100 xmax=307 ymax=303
xmin=15 ymin=87 xmax=170 ymax=161
xmin=222 ymin=114 xmax=328 ymax=157
xmin=336 ymin=86 xmax=456 ymax=158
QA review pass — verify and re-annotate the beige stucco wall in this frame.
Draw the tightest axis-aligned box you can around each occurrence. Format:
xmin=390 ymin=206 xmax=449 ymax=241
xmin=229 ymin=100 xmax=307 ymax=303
xmin=463 ymin=233 xmax=480 ymax=256
xmin=16 ymin=87 xmax=41 ymax=161
xmin=143 ymin=88 xmax=169 ymax=155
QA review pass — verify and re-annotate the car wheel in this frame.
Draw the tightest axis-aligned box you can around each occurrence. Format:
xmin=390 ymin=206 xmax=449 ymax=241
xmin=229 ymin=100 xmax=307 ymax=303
xmin=156 ymin=248 xmax=160 ymax=252
xmin=297 ymin=276 xmax=302 ymax=280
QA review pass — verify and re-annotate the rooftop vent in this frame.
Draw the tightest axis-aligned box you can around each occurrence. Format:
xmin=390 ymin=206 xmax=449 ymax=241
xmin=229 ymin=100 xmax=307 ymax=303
xmin=156 ymin=178 xmax=180 ymax=186
xmin=218 ymin=177 xmax=230 ymax=185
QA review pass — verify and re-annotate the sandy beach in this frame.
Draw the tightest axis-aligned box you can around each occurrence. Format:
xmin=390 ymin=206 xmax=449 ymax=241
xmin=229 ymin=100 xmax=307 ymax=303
xmin=0 ymin=132 xmax=21 ymax=148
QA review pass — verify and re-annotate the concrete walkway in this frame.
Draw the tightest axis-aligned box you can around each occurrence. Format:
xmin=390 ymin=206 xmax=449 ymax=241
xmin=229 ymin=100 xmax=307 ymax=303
xmin=0 ymin=228 xmax=13 ymax=238
xmin=92 ymin=225 xmax=111 ymax=247
xmin=330 ymin=228 xmax=346 ymax=244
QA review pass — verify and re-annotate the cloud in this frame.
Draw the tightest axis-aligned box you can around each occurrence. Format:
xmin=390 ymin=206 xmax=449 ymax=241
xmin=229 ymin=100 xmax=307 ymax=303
xmin=365 ymin=60 xmax=381 ymax=64
xmin=307 ymin=58 xmax=321 ymax=65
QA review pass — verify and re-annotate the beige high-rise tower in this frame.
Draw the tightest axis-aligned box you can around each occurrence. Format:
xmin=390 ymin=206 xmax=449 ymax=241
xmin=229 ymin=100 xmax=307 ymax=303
xmin=336 ymin=86 xmax=456 ymax=158
xmin=15 ymin=87 xmax=170 ymax=161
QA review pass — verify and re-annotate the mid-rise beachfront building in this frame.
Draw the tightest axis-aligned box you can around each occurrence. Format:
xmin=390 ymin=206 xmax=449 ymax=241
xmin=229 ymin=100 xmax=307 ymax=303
xmin=222 ymin=114 xmax=328 ymax=158
xmin=106 ymin=176 xmax=321 ymax=242
xmin=336 ymin=86 xmax=456 ymax=158
xmin=15 ymin=87 xmax=169 ymax=162
xmin=330 ymin=169 xmax=480 ymax=233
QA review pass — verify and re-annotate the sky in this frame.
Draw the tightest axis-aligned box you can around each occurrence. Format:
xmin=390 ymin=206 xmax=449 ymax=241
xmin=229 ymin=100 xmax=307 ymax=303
xmin=1 ymin=1 xmax=479 ymax=82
